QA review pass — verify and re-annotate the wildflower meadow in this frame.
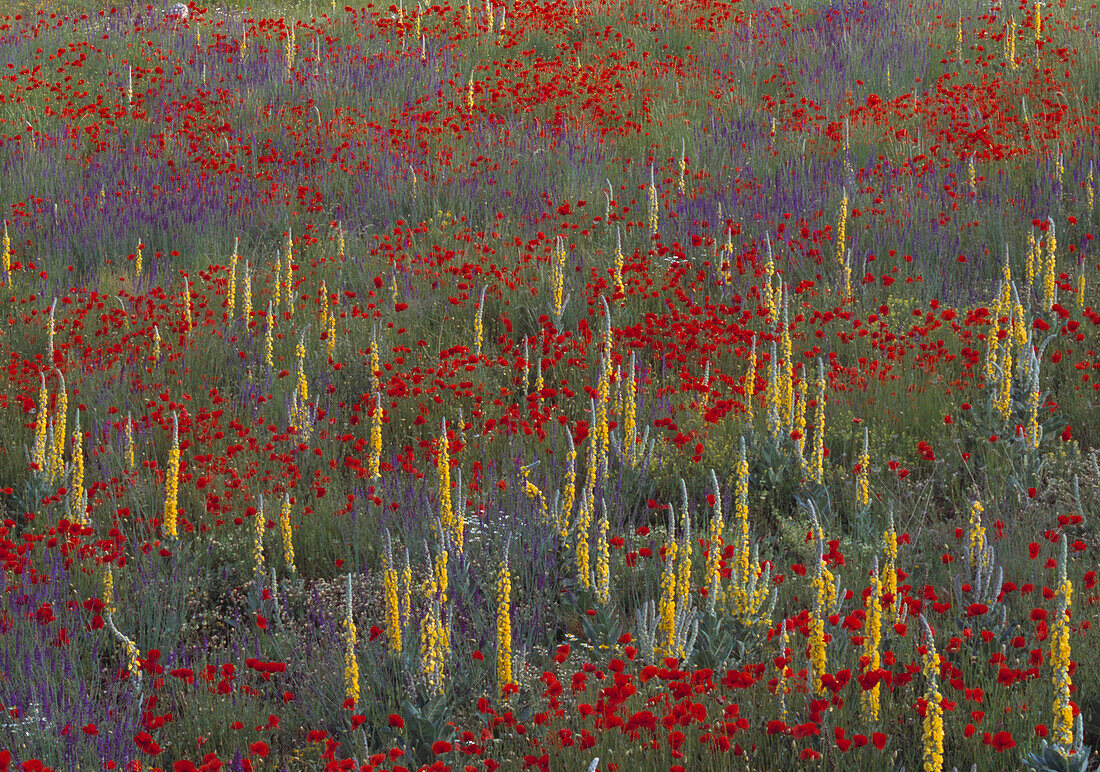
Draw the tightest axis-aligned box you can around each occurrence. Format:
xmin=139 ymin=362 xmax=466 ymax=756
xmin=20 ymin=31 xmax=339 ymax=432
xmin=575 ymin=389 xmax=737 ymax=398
xmin=1 ymin=0 xmax=1099 ymax=769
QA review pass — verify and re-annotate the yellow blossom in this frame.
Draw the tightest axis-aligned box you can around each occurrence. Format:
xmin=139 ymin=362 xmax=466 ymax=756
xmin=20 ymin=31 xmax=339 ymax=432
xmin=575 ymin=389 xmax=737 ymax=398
xmin=496 ymin=553 xmax=513 ymax=696
xmin=164 ymin=413 xmax=180 ymax=539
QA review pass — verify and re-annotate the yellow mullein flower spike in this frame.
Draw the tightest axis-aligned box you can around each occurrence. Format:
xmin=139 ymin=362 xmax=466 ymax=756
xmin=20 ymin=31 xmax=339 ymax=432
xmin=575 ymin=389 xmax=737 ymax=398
xmin=70 ymin=411 xmax=85 ymax=525
xmin=253 ymin=495 xmax=265 ymax=578
xmin=861 ymin=558 xmax=883 ymax=722
xmin=285 ymin=230 xmax=295 ymax=316
xmin=33 ymin=373 xmax=49 ymax=474
xmin=496 ymin=551 xmax=513 ymax=696
xmin=264 ymin=302 xmax=274 ymax=368
xmin=103 ymin=564 xmax=115 ymax=615
xmin=561 ymin=433 xmax=576 ymax=538
xmin=344 ymin=574 xmax=360 ymax=706
xmin=182 ymin=276 xmax=192 ymax=334
xmin=280 ymin=494 xmax=295 ymax=575
xmin=474 ymin=285 xmax=487 ymax=357
xmin=855 ymin=426 xmax=870 ymax=509
xmin=370 ymin=392 xmax=383 ymax=480
xmin=1051 ymin=535 xmax=1073 ymax=745
xmin=164 ymin=413 xmax=180 ymax=539
xmin=657 ymin=505 xmax=678 ymax=657
xmin=648 ymin=165 xmax=659 ymax=236
xmin=383 ymin=532 xmax=402 ymax=654
xmin=920 ymin=616 xmax=945 ymax=772
xmin=242 ymin=262 xmax=252 ymax=323
xmin=227 ymin=239 xmax=238 ymax=314
xmin=836 ymin=188 xmax=848 ymax=267
xmin=48 ymin=372 xmax=67 ymax=486
xmin=704 ymin=469 xmax=724 ymax=606
xmin=811 ymin=360 xmax=826 ymax=484
xmin=882 ymin=506 xmax=899 ymax=626
xmin=967 ymin=499 xmax=986 ymax=569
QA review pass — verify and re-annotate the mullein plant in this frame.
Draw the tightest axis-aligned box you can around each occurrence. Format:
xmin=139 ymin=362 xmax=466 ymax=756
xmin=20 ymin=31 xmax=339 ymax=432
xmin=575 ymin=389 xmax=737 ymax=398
xmin=595 ymin=502 xmax=611 ymax=606
xmin=227 ymin=239 xmax=238 ymax=315
xmin=920 ymin=616 xmax=945 ymax=772
xmin=496 ymin=549 xmax=513 ymax=697
xmin=780 ymin=290 xmax=794 ymax=431
xmin=2 ymin=220 xmax=11 ymax=284
xmin=369 ymin=392 xmax=383 ymax=480
xmin=882 ymin=506 xmax=899 ymax=626
xmin=966 ymin=499 xmax=987 ymax=570
xmin=648 ymin=165 xmax=658 ymax=236
xmin=437 ymin=419 xmax=462 ymax=550
xmin=32 ymin=373 xmax=49 ymax=475
xmin=835 ymin=188 xmax=848 ymax=268
xmin=1026 ymin=228 xmax=1039 ymax=294
xmin=291 ymin=328 xmax=311 ymax=443
xmin=621 ymin=353 xmax=637 ymax=469
xmin=766 ymin=341 xmax=781 ymax=442
xmin=369 ymin=327 xmax=381 ymax=392
xmin=284 ymin=22 xmax=296 ymax=77
xmin=344 ymin=574 xmax=360 ymax=707
xmin=102 ymin=563 xmax=115 ymax=615
xmin=807 ymin=504 xmax=840 ymax=692
xmin=70 ymin=410 xmax=85 ymax=526
xmin=125 ymin=412 xmax=135 ymax=473
xmin=47 ymin=299 xmax=56 ymax=364
xmin=182 ymin=276 xmax=192 ymax=335
xmin=855 ymin=426 xmax=870 ymax=510
xmin=1005 ymin=16 xmax=1017 ymax=69
xmin=726 ymin=438 xmax=752 ymax=616
xmin=382 ymin=530 xmax=402 ymax=654
xmin=704 ymin=469 xmax=724 ymax=612
xmin=551 ymin=236 xmax=567 ymax=322
xmin=241 ymin=262 xmax=252 ymax=324
xmin=559 ymin=432 xmax=576 ymax=538
xmin=48 ymin=372 xmax=66 ymax=486
xmin=613 ymin=227 xmax=626 ymax=300
xmin=793 ymin=366 xmax=808 ymax=472
xmin=810 ymin=359 xmax=826 ymax=485
xmin=521 ymin=464 xmax=550 ymax=527
xmin=808 ymin=535 xmax=830 ymax=695
xmin=134 ymin=240 xmax=143 ymax=279
xmin=279 ymin=493 xmax=296 ymax=576
xmin=106 ymin=612 xmax=142 ymax=693
xmin=264 ymin=302 xmax=274 ymax=369
xmin=762 ymin=238 xmax=776 ymax=319
xmin=285 ymin=230 xmax=296 ymax=316
xmin=1043 ymin=217 xmax=1057 ymax=313
xmin=400 ymin=546 xmax=412 ymax=631
xmin=657 ymin=505 xmax=679 ymax=657
xmin=1087 ymin=161 xmax=1095 ymax=218
xmin=674 ymin=484 xmax=693 ymax=656
xmin=253 ymin=495 xmax=266 ymax=582
xmin=421 ymin=547 xmax=447 ymax=695
xmin=474 ymin=285 xmax=487 ymax=357
xmin=164 ymin=413 xmax=180 ymax=539
xmin=861 ymin=556 xmax=883 ymax=722
xmin=1050 ymin=534 xmax=1073 ymax=746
